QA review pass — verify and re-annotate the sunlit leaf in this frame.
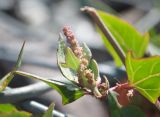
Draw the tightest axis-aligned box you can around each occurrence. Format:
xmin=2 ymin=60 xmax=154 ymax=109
xmin=0 ymin=104 xmax=31 ymax=117
xmin=15 ymin=71 xmax=85 ymax=105
xmin=0 ymin=42 xmax=25 ymax=92
xmin=97 ymin=10 xmax=149 ymax=66
xmin=0 ymin=104 xmax=17 ymax=112
xmin=126 ymin=52 xmax=160 ymax=103
xmin=43 ymin=103 xmax=55 ymax=117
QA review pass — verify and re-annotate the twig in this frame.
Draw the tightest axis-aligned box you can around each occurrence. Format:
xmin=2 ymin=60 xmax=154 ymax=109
xmin=0 ymin=82 xmax=51 ymax=103
xmin=81 ymin=6 xmax=126 ymax=65
xmin=81 ymin=6 xmax=160 ymax=111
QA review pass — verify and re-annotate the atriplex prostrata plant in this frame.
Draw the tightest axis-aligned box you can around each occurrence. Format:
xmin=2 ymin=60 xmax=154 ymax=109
xmin=60 ymin=26 xmax=109 ymax=98
xmin=0 ymin=6 xmax=160 ymax=117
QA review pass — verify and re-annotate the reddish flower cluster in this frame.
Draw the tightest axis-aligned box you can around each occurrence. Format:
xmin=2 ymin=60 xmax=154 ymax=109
xmin=63 ymin=26 xmax=83 ymax=58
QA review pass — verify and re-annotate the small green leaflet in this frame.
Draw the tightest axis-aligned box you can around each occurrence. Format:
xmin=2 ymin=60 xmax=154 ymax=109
xmin=89 ymin=59 xmax=99 ymax=80
xmin=43 ymin=103 xmax=55 ymax=117
xmin=126 ymin=52 xmax=160 ymax=103
xmin=97 ymin=10 xmax=149 ymax=66
xmin=15 ymin=71 xmax=85 ymax=105
xmin=81 ymin=42 xmax=92 ymax=61
xmin=0 ymin=41 xmax=25 ymax=92
xmin=61 ymin=47 xmax=80 ymax=71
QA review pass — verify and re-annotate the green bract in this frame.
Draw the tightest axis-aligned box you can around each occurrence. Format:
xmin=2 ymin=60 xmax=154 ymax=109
xmin=61 ymin=47 xmax=80 ymax=71
xmin=57 ymin=34 xmax=78 ymax=83
xmin=89 ymin=59 xmax=99 ymax=80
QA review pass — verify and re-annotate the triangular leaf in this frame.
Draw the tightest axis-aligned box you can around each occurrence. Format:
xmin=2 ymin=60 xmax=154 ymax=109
xmin=43 ymin=103 xmax=55 ymax=117
xmin=97 ymin=10 xmax=149 ymax=66
xmin=97 ymin=27 xmax=122 ymax=66
xmin=15 ymin=71 xmax=84 ymax=105
xmin=126 ymin=52 xmax=160 ymax=103
xmin=0 ymin=42 xmax=25 ymax=92
xmin=57 ymin=34 xmax=78 ymax=83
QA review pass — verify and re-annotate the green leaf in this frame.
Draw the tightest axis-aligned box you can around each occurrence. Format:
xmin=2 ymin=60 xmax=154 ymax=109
xmin=108 ymin=91 xmax=145 ymax=117
xmin=97 ymin=10 xmax=149 ymax=66
xmin=43 ymin=103 xmax=55 ymax=117
xmin=126 ymin=52 xmax=160 ymax=103
xmin=15 ymin=71 xmax=85 ymax=105
xmin=0 ymin=104 xmax=31 ymax=117
xmin=81 ymin=42 xmax=92 ymax=60
xmin=57 ymin=34 xmax=78 ymax=83
xmin=89 ymin=59 xmax=99 ymax=80
xmin=61 ymin=47 xmax=80 ymax=71
xmin=15 ymin=41 xmax=25 ymax=70
xmin=120 ymin=105 xmax=145 ymax=117
xmin=0 ymin=112 xmax=31 ymax=117
xmin=108 ymin=91 xmax=121 ymax=117
xmin=0 ymin=104 xmax=17 ymax=112
xmin=0 ymin=42 xmax=25 ymax=92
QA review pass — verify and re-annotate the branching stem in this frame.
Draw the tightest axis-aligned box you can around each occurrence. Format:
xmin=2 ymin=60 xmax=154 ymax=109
xmin=81 ymin=6 xmax=160 ymax=111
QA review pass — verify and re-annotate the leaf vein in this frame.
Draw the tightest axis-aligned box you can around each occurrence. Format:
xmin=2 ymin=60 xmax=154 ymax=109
xmin=134 ymin=73 xmax=160 ymax=85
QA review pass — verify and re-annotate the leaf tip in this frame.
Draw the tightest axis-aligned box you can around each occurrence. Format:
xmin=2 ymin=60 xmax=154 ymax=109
xmin=15 ymin=41 xmax=26 ymax=70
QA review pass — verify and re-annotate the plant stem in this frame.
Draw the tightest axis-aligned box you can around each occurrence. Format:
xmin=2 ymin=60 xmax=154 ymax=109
xmin=81 ymin=6 xmax=126 ymax=65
